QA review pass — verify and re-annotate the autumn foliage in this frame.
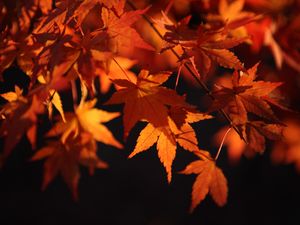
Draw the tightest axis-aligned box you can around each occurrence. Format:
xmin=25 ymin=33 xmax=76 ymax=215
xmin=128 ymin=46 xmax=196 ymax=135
xmin=1 ymin=0 xmax=300 ymax=214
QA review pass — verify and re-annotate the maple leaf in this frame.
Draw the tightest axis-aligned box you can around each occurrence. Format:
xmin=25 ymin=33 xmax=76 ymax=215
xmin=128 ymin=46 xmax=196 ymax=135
xmin=0 ymin=94 xmax=44 ymax=159
xmin=34 ymin=0 xmax=81 ymax=33
xmin=209 ymin=63 xmax=286 ymax=153
xmin=245 ymin=121 xmax=283 ymax=153
xmin=75 ymin=98 xmax=123 ymax=149
xmin=31 ymin=132 xmax=108 ymax=200
xmin=207 ymin=0 xmax=257 ymax=40
xmin=0 ymin=85 xmax=24 ymax=103
xmin=105 ymin=70 xmax=190 ymax=138
xmin=31 ymin=2 xmax=153 ymax=93
xmin=129 ymin=107 xmax=212 ymax=182
xmin=210 ymin=63 xmax=283 ymax=126
xmin=0 ymin=18 xmax=39 ymax=80
xmin=32 ymin=26 xmax=99 ymax=93
xmin=0 ymin=0 xmax=59 ymax=80
xmin=180 ymin=150 xmax=228 ymax=212
xmin=47 ymin=96 xmax=123 ymax=149
xmin=73 ymin=0 xmax=126 ymax=28
xmin=33 ymin=19 xmax=131 ymax=93
xmin=159 ymin=13 xmax=246 ymax=76
xmin=31 ymin=92 xmax=122 ymax=199
xmin=31 ymin=26 xmax=81 ymax=85
xmin=98 ymin=5 xmax=155 ymax=52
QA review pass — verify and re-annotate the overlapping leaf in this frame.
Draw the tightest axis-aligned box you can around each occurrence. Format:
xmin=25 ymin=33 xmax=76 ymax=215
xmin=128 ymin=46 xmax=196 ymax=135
xmin=210 ymin=63 xmax=284 ymax=152
xmin=31 ymin=94 xmax=122 ymax=199
xmin=99 ymin=5 xmax=154 ymax=51
xmin=47 ymin=97 xmax=123 ymax=149
xmin=207 ymin=0 xmax=257 ymax=39
xmin=157 ymin=13 xmax=248 ymax=76
xmin=106 ymin=70 xmax=190 ymax=137
xmin=210 ymin=63 xmax=282 ymax=123
xmin=129 ymin=106 xmax=212 ymax=182
xmin=31 ymin=132 xmax=108 ymax=200
xmin=31 ymin=1 xmax=153 ymax=93
xmin=0 ymin=94 xmax=44 ymax=159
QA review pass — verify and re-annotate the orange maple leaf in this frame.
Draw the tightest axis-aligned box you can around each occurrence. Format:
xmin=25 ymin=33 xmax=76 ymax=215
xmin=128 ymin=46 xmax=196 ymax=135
xmin=31 ymin=132 xmax=108 ymax=200
xmin=209 ymin=63 xmax=285 ymax=152
xmin=0 ymin=85 xmax=24 ymax=103
xmin=73 ymin=0 xmax=126 ymax=27
xmin=31 ymin=92 xmax=122 ymax=199
xmin=106 ymin=70 xmax=189 ymax=138
xmin=181 ymin=150 xmax=228 ymax=212
xmin=159 ymin=13 xmax=246 ymax=76
xmin=47 ymin=97 xmax=123 ymax=149
xmin=129 ymin=107 xmax=212 ymax=182
xmin=210 ymin=63 xmax=282 ymax=126
xmin=85 ymin=4 xmax=154 ymax=55
xmin=207 ymin=0 xmax=256 ymax=40
xmin=0 ymin=94 xmax=44 ymax=159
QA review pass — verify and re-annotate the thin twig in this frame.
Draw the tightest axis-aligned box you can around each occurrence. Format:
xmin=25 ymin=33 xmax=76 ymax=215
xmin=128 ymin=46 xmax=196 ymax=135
xmin=127 ymin=1 xmax=247 ymax=143
xmin=215 ymin=127 xmax=231 ymax=161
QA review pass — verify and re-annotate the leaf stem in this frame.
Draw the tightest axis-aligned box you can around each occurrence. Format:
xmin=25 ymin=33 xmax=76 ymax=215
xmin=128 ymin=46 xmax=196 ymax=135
xmin=127 ymin=1 xmax=247 ymax=144
xmin=215 ymin=127 xmax=231 ymax=161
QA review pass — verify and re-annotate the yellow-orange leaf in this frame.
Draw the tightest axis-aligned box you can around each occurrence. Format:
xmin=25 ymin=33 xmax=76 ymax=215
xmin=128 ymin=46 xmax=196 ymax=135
xmin=128 ymin=123 xmax=160 ymax=158
xmin=157 ymin=130 xmax=177 ymax=183
xmin=130 ymin=107 xmax=211 ymax=182
xmin=76 ymin=99 xmax=123 ymax=149
xmin=49 ymin=90 xmax=66 ymax=123
xmin=46 ymin=97 xmax=122 ymax=149
xmin=0 ymin=85 xmax=24 ymax=102
xmin=1 ymin=92 xmax=18 ymax=102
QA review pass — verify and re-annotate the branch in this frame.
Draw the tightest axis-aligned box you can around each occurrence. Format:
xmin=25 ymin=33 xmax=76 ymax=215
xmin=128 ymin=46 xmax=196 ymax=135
xmin=127 ymin=1 xmax=247 ymax=144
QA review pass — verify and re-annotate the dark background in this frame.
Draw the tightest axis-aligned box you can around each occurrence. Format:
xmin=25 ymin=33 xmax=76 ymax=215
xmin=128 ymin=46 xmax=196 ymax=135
xmin=1 ymin=132 xmax=300 ymax=225
xmin=1 ymin=68 xmax=300 ymax=225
